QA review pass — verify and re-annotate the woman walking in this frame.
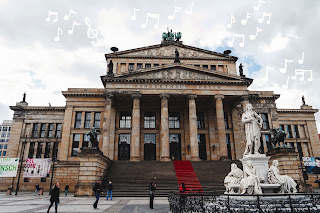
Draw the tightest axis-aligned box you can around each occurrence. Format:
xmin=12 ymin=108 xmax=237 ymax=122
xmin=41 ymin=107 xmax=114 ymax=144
xmin=47 ymin=182 xmax=60 ymax=213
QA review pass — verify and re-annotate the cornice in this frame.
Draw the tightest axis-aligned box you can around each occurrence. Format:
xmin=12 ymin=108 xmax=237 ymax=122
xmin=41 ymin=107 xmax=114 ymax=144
xmin=277 ymin=109 xmax=318 ymax=113
xmin=10 ymin=106 xmax=65 ymax=112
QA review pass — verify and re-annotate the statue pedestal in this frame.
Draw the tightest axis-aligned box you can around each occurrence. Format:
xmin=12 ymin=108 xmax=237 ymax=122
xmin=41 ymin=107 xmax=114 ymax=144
xmin=240 ymin=154 xmax=271 ymax=183
xmin=74 ymin=147 xmax=112 ymax=196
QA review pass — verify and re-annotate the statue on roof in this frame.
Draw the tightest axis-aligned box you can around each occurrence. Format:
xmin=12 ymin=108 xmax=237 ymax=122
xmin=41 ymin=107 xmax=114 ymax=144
xmin=162 ymin=28 xmax=182 ymax=42
xmin=302 ymin=95 xmax=306 ymax=105
xmin=107 ymin=60 xmax=114 ymax=77
xmin=22 ymin=92 xmax=26 ymax=102
xmin=239 ymin=63 xmax=244 ymax=77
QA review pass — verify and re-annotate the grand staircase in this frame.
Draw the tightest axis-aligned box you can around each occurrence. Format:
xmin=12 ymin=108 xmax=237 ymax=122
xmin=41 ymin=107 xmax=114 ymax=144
xmin=103 ymin=160 xmax=242 ymax=196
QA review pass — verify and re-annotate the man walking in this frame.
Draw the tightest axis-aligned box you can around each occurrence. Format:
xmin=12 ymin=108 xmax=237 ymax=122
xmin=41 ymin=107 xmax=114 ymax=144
xmin=93 ymin=180 xmax=102 ymax=209
xmin=35 ymin=183 xmax=40 ymax=196
xmin=64 ymin=184 xmax=69 ymax=196
xmin=106 ymin=181 xmax=113 ymax=200
xmin=149 ymin=182 xmax=156 ymax=209
xmin=47 ymin=182 xmax=60 ymax=213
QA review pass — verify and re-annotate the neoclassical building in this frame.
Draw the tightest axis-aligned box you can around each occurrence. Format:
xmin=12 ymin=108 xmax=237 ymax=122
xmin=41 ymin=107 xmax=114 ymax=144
xmin=3 ymin=36 xmax=320 ymax=192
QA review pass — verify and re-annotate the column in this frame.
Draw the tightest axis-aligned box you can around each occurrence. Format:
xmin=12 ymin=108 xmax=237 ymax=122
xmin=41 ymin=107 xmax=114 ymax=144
xmin=188 ymin=94 xmax=200 ymax=161
xmin=160 ymin=94 xmax=170 ymax=161
xmin=102 ymin=93 xmax=113 ymax=156
xmin=215 ymin=95 xmax=228 ymax=159
xmin=59 ymin=105 xmax=73 ymax=161
xmin=130 ymin=93 xmax=141 ymax=161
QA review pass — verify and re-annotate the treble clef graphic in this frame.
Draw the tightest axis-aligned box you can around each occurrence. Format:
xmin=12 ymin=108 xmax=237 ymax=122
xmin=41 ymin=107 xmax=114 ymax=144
xmin=85 ymin=17 xmax=99 ymax=46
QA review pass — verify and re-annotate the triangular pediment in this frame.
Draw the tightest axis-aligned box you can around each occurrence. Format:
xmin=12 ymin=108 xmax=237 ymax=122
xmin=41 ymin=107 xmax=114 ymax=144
xmin=113 ymin=64 xmax=242 ymax=81
xmin=105 ymin=43 xmax=237 ymax=60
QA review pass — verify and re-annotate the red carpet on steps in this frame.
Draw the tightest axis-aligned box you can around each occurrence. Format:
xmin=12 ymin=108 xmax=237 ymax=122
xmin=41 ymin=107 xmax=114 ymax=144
xmin=173 ymin=160 xmax=203 ymax=192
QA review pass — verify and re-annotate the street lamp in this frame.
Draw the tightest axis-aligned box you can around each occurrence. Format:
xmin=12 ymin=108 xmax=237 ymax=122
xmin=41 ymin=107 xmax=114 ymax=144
xmin=49 ymin=141 xmax=58 ymax=193
xmin=15 ymin=136 xmax=27 ymax=195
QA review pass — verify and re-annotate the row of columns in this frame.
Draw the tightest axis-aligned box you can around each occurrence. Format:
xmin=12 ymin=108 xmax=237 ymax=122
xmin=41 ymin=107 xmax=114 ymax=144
xmin=102 ymin=93 xmax=230 ymax=161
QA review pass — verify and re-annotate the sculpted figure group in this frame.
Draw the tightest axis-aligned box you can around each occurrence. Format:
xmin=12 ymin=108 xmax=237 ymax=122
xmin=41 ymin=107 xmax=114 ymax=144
xmin=224 ymin=103 xmax=297 ymax=194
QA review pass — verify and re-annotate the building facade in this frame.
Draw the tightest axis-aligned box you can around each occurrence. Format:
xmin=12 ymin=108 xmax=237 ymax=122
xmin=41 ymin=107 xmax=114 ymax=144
xmin=0 ymin=120 xmax=11 ymax=157
xmin=2 ymin=38 xmax=320 ymax=192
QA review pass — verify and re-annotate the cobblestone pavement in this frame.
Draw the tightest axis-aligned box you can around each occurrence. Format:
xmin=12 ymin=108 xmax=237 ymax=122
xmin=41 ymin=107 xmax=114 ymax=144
xmin=0 ymin=193 xmax=170 ymax=213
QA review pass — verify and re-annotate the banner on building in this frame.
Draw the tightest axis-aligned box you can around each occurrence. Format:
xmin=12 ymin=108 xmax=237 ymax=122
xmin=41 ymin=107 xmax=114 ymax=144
xmin=302 ymin=157 xmax=320 ymax=174
xmin=0 ymin=158 xmax=19 ymax=177
xmin=23 ymin=158 xmax=52 ymax=178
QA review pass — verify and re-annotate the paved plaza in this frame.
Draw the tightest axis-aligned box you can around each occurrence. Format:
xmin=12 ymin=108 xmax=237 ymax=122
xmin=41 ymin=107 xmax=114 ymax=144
xmin=0 ymin=192 xmax=170 ymax=213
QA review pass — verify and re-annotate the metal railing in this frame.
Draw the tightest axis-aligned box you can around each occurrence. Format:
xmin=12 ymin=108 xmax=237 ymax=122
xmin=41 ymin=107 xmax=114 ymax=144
xmin=168 ymin=192 xmax=320 ymax=213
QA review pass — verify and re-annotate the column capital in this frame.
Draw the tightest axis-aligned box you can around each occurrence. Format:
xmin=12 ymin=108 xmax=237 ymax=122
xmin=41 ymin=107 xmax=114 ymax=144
xmin=104 ymin=92 xmax=114 ymax=100
xmin=131 ymin=93 xmax=142 ymax=99
xmin=214 ymin=94 xmax=225 ymax=100
xmin=159 ymin=93 xmax=170 ymax=99
xmin=241 ymin=95 xmax=249 ymax=101
xmin=187 ymin=94 xmax=197 ymax=100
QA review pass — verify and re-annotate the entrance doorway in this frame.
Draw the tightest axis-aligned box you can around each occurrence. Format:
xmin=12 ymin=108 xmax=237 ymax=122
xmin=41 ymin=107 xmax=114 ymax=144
xmin=118 ymin=134 xmax=130 ymax=161
xmin=144 ymin=134 xmax=156 ymax=160
xmin=198 ymin=134 xmax=207 ymax=160
xmin=169 ymin=134 xmax=181 ymax=160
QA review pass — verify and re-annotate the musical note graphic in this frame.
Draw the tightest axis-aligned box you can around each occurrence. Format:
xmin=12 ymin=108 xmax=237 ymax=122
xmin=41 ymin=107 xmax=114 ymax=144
xmin=282 ymin=76 xmax=289 ymax=89
xmin=85 ymin=17 xmax=99 ymax=46
xmin=68 ymin=21 xmax=81 ymax=34
xmin=54 ymin=27 xmax=63 ymax=42
xmin=184 ymin=1 xmax=194 ymax=15
xmin=64 ymin=10 xmax=76 ymax=21
xmin=227 ymin=15 xmax=235 ymax=28
xmin=292 ymin=69 xmax=312 ymax=81
xmin=279 ymin=59 xmax=293 ymax=73
xmin=46 ymin=11 xmax=58 ymax=22
xmin=258 ymin=12 xmax=272 ymax=24
xmin=249 ymin=27 xmax=263 ymax=40
xmin=141 ymin=13 xmax=160 ymax=29
xmin=262 ymin=66 xmax=273 ymax=83
xmin=131 ymin=8 xmax=140 ymax=20
xmin=168 ymin=7 xmax=182 ymax=20
xmin=228 ymin=34 xmax=245 ymax=47
xmin=298 ymin=52 xmax=304 ymax=64
xmin=253 ymin=0 xmax=266 ymax=11
xmin=241 ymin=12 xmax=252 ymax=25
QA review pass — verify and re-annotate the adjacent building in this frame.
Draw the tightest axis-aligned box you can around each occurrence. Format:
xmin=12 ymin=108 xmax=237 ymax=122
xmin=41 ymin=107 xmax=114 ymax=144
xmin=2 ymin=34 xmax=320 ymax=192
xmin=0 ymin=120 xmax=12 ymax=157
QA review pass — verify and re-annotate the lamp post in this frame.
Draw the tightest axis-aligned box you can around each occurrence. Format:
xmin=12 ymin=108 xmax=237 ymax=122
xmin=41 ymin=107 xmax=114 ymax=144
xmin=49 ymin=142 xmax=57 ymax=193
xmin=15 ymin=136 xmax=27 ymax=195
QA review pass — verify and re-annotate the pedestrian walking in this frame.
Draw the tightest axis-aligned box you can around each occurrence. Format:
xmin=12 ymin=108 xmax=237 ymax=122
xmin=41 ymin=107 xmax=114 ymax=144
xmin=64 ymin=184 xmax=69 ymax=196
xmin=35 ymin=183 xmax=40 ymax=196
xmin=149 ymin=182 xmax=156 ymax=209
xmin=92 ymin=180 xmax=102 ymax=209
xmin=179 ymin=183 xmax=191 ymax=193
xmin=106 ymin=181 xmax=113 ymax=200
xmin=47 ymin=182 xmax=60 ymax=213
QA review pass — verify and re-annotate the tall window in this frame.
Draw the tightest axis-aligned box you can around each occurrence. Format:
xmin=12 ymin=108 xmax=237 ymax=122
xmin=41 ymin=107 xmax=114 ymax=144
xmin=226 ymin=134 xmax=232 ymax=159
xmin=32 ymin=123 xmax=39 ymax=138
xmin=94 ymin=112 xmax=101 ymax=128
xmin=36 ymin=142 xmax=43 ymax=158
xmin=48 ymin=123 xmax=54 ymax=138
xmin=129 ymin=63 xmax=134 ymax=71
xmin=224 ymin=112 xmax=229 ymax=129
xmin=0 ymin=144 xmax=3 ymax=149
xmin=4 ymin=144 xmax=7 ymax=149
xmin=293 ymin=125 xmax=300 ymax=138
xmin=265 ymin=134 xmax=271 ymax=152
xmin=6 ymin=132 xmax=10 ymax=137
xmin=84 ymin=112 xmax=91 ymax=128
xmin=28 ymin=142 xmax=35 ymax=158
xmin=40 ymin=123 xmax=46 ymax=138
xmin=145 ymin=64 xmax=151 ymax=68
xmin=3 ymin=127 xmax=7 ymax=131
xmin=44 ymin=142 xmax=51 ymax=158
xmin=120 ymin=112 xmax=131 ymax=128
xmin=83 ymin=134 xmax=90 ymax=148
xmin=287 ymin=125 xmax=293 ymax=138
xmin=210 ymin=65 xmax=216 ymax=70
xmin=119 ymin=134 xmax=131 ymax=144
xmin=72 ymin=134 xmax=80 ymax=156
xmin=55 ymin=123 xmax=62 ymax=138
xmin=2 ymin=151 xmax=6 ymax=156
xmin=169 ymin=112 xmax=180 ymax=129
xmin=262 ymin=113 xmax=270 ymax=129
xmin=137 ymin=63 xmax=143 ymax=69
xmin=280 ymin=125 xmax=285 ymax=131
xmin=197 ymin=112 xmax=205 ymax=129
xmin=202 ymin=65 xmax=208 ymax=69
xmin=52 ymin=142 xmax=58 ymax=160
xmin=144 ymin=112 xmax=156 ymax=128
xmin=75 ymin=112 xmax=82 ymax=128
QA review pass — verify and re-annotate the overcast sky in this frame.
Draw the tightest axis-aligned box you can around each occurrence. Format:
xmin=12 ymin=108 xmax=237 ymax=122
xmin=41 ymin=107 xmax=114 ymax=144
xmin=0 ymin=0 xmax=319 ymax=130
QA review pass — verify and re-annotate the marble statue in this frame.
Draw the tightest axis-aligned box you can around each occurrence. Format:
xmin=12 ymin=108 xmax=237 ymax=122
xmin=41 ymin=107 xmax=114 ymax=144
xmin=224 ymin=163 xmax=243 ymax=194
xmin=268 ymin=160 xmax=297 ymax=193
xmin=240 ymin=160 xmax=262 ymax=194
xmin=242 ymin=103 xmax=263 ymax=157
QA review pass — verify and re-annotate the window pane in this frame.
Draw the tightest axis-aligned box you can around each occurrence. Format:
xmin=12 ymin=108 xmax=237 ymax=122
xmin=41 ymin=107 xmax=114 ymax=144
xmin=75 ymin=112 xmax=82 ymax=128
xmin=144 ymin=134 xmax=156 ymax=144
xmin=119 ymin=134 xmax=131 ymax=144
xmin=120 ymin=112 xmax=131 ymax=128
xmin=94 ymin=112 xmax=101 ymax=128
xmin=144 ymin=112 xmax=156 ymax=129
xmin=85 ymin=112 xmax=91 ymax=128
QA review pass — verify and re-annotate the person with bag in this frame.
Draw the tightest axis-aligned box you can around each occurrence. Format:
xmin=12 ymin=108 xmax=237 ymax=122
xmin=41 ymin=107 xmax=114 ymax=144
xmin=92 ymin=180 xmax=101 ymax=209
xmin=47 ymin=182 xmax=60 ymax=213
xmin=149 ymin=182 xmax=156 ymax=209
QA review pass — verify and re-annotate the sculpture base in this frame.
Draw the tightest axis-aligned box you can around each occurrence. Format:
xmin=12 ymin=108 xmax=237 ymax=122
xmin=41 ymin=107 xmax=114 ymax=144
xmin=240 ymin=154 xmax=271 ymax=183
